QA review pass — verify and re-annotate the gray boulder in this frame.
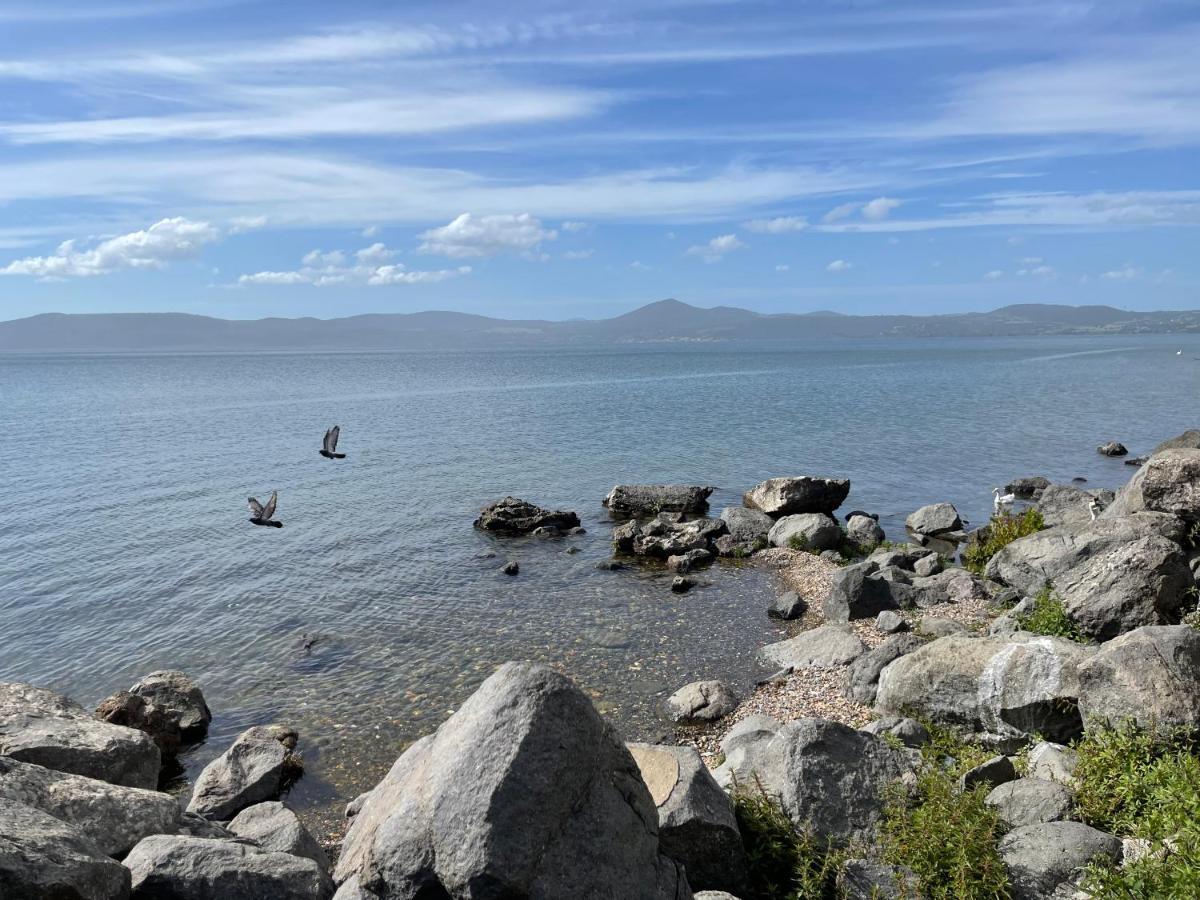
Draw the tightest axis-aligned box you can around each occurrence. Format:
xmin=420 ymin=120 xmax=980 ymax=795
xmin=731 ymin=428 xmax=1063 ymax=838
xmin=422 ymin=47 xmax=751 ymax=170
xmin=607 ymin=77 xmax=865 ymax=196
xmin=959 ymin=755 xmax=1016 ymax=791
xmin=630 ymin=517 xmax=727 ymax=559
xmin=1097 ymin=441 xmax=1128 ymax=456
xmin=905 ymin=503 xmax=962 ymax=537
xmin=918 ymin=616 xmax=967 ymax=638
xmin=187 ymin=725 xmax=301 ymax=821
xmin=95 ymin=692 xmax=182 ymax=757
xmin=332 ymin=876 xmax=374 ymax=900
xmin=868 ymin=545 xmax=933 ymax=570
xmin=720 ymin=507 xmax=772 ymax=543
xmin=861 ymin=716 xmax=930 ymax=749
xmin=1006 ymin=476 xmax=1051 ymax=499
xmin=844 ymin=634 xmax=925 ymax=706
xmin=711 ymin=716 xmax=781 ymax=791
xmin=666 ymin=680 xmax=739 ymax=725
xmin=667 ymin=548 xmax=714 ymax=573
xmin=127 ymin=671 xmax=212 ymax=740
xmin=845 ymin=515 xmax=884 ymax=552
xmin=1153 ymin=429 xmax=1200 ymax=453
xmin=605 ymin=484 xmax=713 ymax=516
xmin=912 ymin=553 xmax=941 ymax=577
xmin=767 ymin=591 xmax=807 ymax=620
xmin=334 ymin=662 xmax=690 ymax=899
xmin=0 ymin=797 xmax=131 ymax=899
xmin=0 ymin=681 xmax=160 ymax=790
xmin=999 ymin=821 xmax=1121 ymax=900
xmin=743 ymin=476 xmax=850 ymax=517
xmin=228 ymin=801 xmax=330 ymax=871
xmin=875 ymin=610 xmax=906 ymax=633
xmin=1028 ymin=742 xmax=1078 ymax=787
xmin=125 ymin=835 xmax=333 ymax=899
xmin=767 ymin=513 xmax=842 ymax=551
xmin=473 ymin=496 xmax=580 ymax=535
xmin=986 ymin=778 xmax=1075 ymax=828
xmin=823 ymin=561 xmax=896 ymax=623
xmin=175 ymin=811 xmax=236 ymax=840
xmin=1077 ymin=625 xmax=1200 ymax=731
xmin=875 ymin=633 xmax=1094 ymax=746
xmin=1103 ymin=448 xmax=1200 ymax=521
xmin=752 ymin=718 xmax=919 ymax=844
xmin=628 ymin=743 xmax=746 ymax=894
xmin=758 ymin=625 xmax=867 ymax=669
xmin=1035 ymin=484 xmax=1108 ymax=528
xmin=837 ymin=858 xmax=921 ymax=900
xmin=0 ymin=757 xmax=180 ymax=857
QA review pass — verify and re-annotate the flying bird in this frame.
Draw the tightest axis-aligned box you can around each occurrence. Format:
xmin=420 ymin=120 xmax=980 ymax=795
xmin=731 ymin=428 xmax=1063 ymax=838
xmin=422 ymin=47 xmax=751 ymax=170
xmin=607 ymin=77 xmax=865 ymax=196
xmin=992 ymin=488 xmax=1015 ymax=516
xmin=248 ymin=491 xmax=282 ymax=528
xmin=319 ymin=426 xmax=346 ymax=459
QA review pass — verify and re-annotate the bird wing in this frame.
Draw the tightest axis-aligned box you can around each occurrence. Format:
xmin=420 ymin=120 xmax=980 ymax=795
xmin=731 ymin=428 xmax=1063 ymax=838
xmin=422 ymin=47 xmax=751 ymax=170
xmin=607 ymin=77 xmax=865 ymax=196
xmin=322 ymin=428 xmax=333 ymax=452
xmin=248 ymin=497 xmax=264 ymax=517
xmin=328 ymin=425 xmax=340 ymax=452
xmin=262 ymin=491 xmax=278 ymax=520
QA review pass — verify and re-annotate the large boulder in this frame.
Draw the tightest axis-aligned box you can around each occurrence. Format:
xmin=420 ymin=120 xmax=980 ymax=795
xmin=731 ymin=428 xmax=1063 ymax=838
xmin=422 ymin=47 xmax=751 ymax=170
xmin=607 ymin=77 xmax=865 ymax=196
xmin=743 ymin=477 xmax=850 ymax=517
xmin=719 ymin=507 xmax=772 ymax=544
xmin=823 ymin=562 xmax=896 ymax=623
xmin=844 ymin=634 xmax=925 ymax=705
xmin=473 ymin=496 xmax=580 ymax=535
xmin=604 ymin=484 xmax=713 ymax=517
xmin=124 ymin=835 xmax=333 ymax=899
xmin=628 ymin=743 xmax=746 ymax=894
xmin=758 ymin=625 xmax=867 ymax=669
xmin=1035 ymin=484 xmax=1109 ymax=528
xmin=0 ymin=682 xmax=160 ymax=790
xmin=334 ymin=662 xmax=690 ymax=899
xmin=985 ymin=778 xmax=1075 ymax=829
xmin=1102 ymin=448 xmax=1200 ymax=521
xmin=228 ymin=801 xmax=330 ymax=871
xmin=751 ymin=719 xmax=919 ymax=844
xmin=665 ymin=680 xmax=739 ymax=725
xmin=127 ymin=671 xmax=211 ymax=741
xmin=95 ymin=692 xmax=182 ymax=758
xmin=0 ymin=757 xmax=180 ymax=857
xmin=187 ymin=725 xmax=300 ymax=821
xmin=1153 ymin=429 xmax=1200 ymax=453
xmin=845 ymin=515 xmax=885 ymax=552
xmin=1077 ymin=625 xmax=1200 ymax=732
xmin=875 ymin=634 xmax=1095 ymax=746
xmin=1006 ymin=476 xmax=1050 ymax=500
xmin=998 ymin=821 xmax=1120 ymax=900
xmin=0 ymin=797 xmax=131 ymax=899
xmin=905 ymin=503 xmax=962 ymax=538
xmin=767 ymin=513 xmax=842 ymax=551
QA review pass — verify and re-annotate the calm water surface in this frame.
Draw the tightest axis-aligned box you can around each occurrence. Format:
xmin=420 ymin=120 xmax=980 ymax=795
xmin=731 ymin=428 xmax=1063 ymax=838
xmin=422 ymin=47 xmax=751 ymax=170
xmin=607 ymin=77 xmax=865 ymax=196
xmin=1 ymin=335 xmax=1196 ymax=828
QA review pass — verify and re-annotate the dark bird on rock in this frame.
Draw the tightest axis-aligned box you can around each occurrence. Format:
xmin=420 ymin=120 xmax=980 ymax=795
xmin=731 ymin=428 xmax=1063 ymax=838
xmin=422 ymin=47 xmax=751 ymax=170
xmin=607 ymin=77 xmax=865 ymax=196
xmin=248 ymin=491 xmax=282 ymax=527
xmin=319 ymin=426 xmax=346 ymax=459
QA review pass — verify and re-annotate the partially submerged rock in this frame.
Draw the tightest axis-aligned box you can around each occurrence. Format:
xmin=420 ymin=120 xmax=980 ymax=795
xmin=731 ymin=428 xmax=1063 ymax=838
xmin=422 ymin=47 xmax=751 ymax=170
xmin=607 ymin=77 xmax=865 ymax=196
xmin=1097 ymin=441 xmax=1128 ymax=457
xmin=473 ymin=496 xmax=580 ymax=535
xmin=604 ymin=483 xmax=713 ymax=517
xmin=187 ymin=724 xmax=301 ymax=821
xmin=743 ymin=476 xmax=851 ymax=517
xmin=666 ymin=680 xmax=739 ymax=725
xmin=719 ymin=506 xmax=773 ymax=543
xmin=905 ymin=502 xmax=963 ymax=538
xmin=94 ymin=691 xmax=182 ymax=758
xmin=1006 ymin=476 xmax=1050 ymax=499
xmin=127 ymin=670 xmax=211 ymax=741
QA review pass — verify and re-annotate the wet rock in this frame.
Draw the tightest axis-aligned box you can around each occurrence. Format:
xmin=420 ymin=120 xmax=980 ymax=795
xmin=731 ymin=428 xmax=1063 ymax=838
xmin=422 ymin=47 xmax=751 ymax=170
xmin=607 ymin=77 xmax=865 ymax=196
xmin=719 ymin=507 xmax=773 ymax=543
xmin=666 ymin=680 xmax=739 ymax=725
xmin=334 ymin=662 xmax=689 ymax=899
xmin=0 ymin=681 xmax=160 ymax=790
xmin=875 ymin=610 xmax=907 ymax=633
xmin=767 ymin=512 xmax=842 ymax=551
xmin=823 ymin=561 xmax=896 ymax=623
xmin=1097 ymin=441 xmax=1128 ymax=457
xmin=1103 ymin=448 xmax=1200 ymax=522
xmin=473 ymin=496 xmax=580 ymax=535
xmin=0 ymin=797 xmax=131 ymax=900
xmin=187 ymin=725 xmax=301 ymax=821
xmin=1125 ymin=456 xmax=1149 ymax=466
xmin=604 ymin=484 xmax=713 ymax=516
xmin=1006 ymin=476 xmax=1051 ymax=499
xmin=905 ymin=503 xmax=963 ymax=538
xmin=633 ymin=517 xmax=727 ymax=559
xmin=999 ymin=821 xmax=1120 ymax=900
xmin=758 ymin=625 xmax=867 ymax=669
xmin=844 ymin=634 xmax=925 ymax=706
xmin=95 ymin=691 xmax=182 ymax=758
xmin=861 ymin=716 xmax=930 ymax=749
xmin=1077 ymin=625 xmax=1200 ymax=732
xmin=125 ymin=835 xmax=333 ymax=899
xmin=228 ymin=801 xmax=330 ymax=871
xmin=500 ymin=560 xmax=519 ymax=575
xmin=767 ymin=591 xmax=807 ymax=620
xmin=628 ymin=743 xmax=747 ymax=894
xmin=127 ymin=671 xmax=211 ymax=741
xmin=713 ymin=535 xmax=757 ymax=558
xmin=0 ymin=757 xmax=181 ymax=857
xmin=959 ymin=755 xmax=1016 ymax=791
xmin=845 ymin=515 xmax=885 ymax=552
xmin=667 ymin=548 xmax=713 ymax=573
xmin=671 ymin=576 xmax=695 ymax=593
xmin=595 ymin=559 xmax=623 ymax=571
xmin=986 ymin=778 xmax=1075 ymax=828
xmin=743 ymin=476 xmax=850 ymax=517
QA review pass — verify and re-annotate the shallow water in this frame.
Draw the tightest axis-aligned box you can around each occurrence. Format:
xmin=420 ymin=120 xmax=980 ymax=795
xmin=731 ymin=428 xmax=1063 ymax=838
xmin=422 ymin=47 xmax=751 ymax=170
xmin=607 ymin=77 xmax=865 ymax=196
xmin=1 ymin=335 xmax=1196 ymax=827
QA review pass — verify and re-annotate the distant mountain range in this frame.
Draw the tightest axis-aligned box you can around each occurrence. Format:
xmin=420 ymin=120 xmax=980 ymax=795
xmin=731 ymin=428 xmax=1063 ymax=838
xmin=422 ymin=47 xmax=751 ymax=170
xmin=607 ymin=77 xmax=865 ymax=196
xmin=2 ymin=300 xmax=1199 ymax=351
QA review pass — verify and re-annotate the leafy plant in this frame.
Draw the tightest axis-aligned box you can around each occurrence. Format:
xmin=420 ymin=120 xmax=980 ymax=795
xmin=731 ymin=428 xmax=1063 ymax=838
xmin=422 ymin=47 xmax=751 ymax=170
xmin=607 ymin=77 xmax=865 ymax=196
xmin=787 ymin=534 xmax=810 ymax=552
xmin=963 ymin=509 xmax=1044 ymax=575
xmin=1015 ymin=585 xmax=1085 ymax=642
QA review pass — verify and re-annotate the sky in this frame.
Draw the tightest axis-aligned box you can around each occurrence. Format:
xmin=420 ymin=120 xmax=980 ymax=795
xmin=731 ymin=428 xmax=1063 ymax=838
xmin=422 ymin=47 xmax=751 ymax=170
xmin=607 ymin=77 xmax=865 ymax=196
xmin=0 ymin=0 xmax=1198 ymax=321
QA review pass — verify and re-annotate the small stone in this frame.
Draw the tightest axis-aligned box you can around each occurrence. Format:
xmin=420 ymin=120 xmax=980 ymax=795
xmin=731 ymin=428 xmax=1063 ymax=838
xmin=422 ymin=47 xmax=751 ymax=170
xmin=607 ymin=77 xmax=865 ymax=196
xmin=767 ymin=591 xmax=807 ymax=620
xmin=875 ymin=610 xmax=907 ymax=634
xmin=671 ymin=576 xmax=695 ymax=593
xmin=960 ymin=755 xmax=1017 ymax=792
xmin=501 ymin=561 xmax=519 ymax=576
xmin=665 ymin=680 xmax=739 ymax=725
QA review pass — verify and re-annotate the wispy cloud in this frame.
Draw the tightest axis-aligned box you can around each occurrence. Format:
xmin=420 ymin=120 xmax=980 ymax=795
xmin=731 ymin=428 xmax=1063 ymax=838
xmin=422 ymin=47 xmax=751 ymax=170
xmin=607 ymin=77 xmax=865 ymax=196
xmin=743 ymin=215 xmax=808 ymax=233
xmin=686 ymin=233 xmax=745 ymax=262
xmin=238 ymin=242 xmax=471 ymax=287
xmin=826 ymin=259 xmax=851 ymax=272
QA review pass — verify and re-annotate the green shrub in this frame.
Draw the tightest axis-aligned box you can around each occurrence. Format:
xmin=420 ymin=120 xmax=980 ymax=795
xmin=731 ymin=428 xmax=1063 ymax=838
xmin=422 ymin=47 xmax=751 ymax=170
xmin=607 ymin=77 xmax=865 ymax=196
xmin=963 ymin=509 xmax=1044 ymax=575
xmin=787 ymin=534 xmax=810 ymax=552
xmin=1075 ymin=721 xmax=1200 ymax=897
xmin=732 ymin=782 xmax=847 ymax=900
xmin=1015 ymin=585 xmax=1085 ymax=642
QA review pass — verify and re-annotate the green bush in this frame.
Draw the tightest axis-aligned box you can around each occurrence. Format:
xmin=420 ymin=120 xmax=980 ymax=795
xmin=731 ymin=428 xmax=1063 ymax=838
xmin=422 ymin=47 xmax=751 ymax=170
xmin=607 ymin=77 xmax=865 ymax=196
xmin=1075 ymin=721 xmax=1200 ymax=897
xmin=787 ymin=534 xmax=810 ymax=552
xmin=732 ymin=782 xmax=846 ymax=900
xmin=1015 ymin=585 xmax=1085 ymax=642
xmin=963 ymin=509 xmax=1044 ymax=575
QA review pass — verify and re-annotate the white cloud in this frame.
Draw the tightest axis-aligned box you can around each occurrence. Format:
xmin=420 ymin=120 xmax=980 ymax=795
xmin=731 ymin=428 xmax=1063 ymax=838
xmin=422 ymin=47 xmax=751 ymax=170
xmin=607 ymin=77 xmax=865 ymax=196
xmin=0 ymin=216 xmax=219 ymax=279
xmin=229 ymin=215 xmax=268 ymax=233
xmin=1100 ymin=265 xmax=1141 ymax=280
xmin=823 ymin=202 xmax=860 ymax=223
xmin=983 ymin=269 xmax=1004 ymax=280
xmin=743 ymin=216 xmax=808 ymax=233
xmin=1016 ymin=264 xmax=1057 ymax=280
xmin=826 ymin=259 xmax=852 ymax=272
xmin=775 ymin=264 xmax=790 ymax=271
xmin=238 ymin=242 xmax=470 ymax=287
xmin=686 ymin=233 xmax=745 ymax=262
xmin=630 ymin=260 xmax=651 ymax=270
xmin=560 ymin=221 xmax=588 ymax=233
xmin=562 ymin=249 xmax=594 ymax=260
xmin=418 ymin=212 xmax=556 ymax=258
xmin=861 ymin=197 xmax=901 ymax=221
xmin=361 ymin=225 xmax=381 ymax=238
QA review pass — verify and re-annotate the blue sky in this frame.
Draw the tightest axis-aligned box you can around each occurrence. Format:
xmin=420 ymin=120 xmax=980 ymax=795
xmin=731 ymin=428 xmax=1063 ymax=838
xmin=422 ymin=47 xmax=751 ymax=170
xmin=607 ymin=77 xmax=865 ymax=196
xmin=0 ymin=0 xmax=1198 ymax=320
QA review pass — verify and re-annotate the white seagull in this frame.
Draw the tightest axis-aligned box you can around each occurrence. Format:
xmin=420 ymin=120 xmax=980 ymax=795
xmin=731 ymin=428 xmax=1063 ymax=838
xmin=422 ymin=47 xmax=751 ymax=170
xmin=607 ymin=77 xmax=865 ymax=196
xmin=992 ymin=488 xmax=1015 ymax=516
xmin=1088 ymin=498 xmax=1102 ymax=521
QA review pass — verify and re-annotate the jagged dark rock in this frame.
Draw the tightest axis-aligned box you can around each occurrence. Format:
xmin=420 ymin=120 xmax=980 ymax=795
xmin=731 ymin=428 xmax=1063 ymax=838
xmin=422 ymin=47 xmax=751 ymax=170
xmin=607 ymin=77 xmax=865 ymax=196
xmin=473 ymin=496 xmax=580 ymax=535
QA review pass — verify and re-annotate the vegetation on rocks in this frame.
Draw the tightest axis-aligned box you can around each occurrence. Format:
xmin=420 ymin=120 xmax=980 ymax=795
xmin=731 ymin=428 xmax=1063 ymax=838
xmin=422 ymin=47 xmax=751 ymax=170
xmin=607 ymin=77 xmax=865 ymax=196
xmin=1016 ymin=585 xmax=1086 ymax=642
xmin=963 ymin=508 xmax=1044 ymax=574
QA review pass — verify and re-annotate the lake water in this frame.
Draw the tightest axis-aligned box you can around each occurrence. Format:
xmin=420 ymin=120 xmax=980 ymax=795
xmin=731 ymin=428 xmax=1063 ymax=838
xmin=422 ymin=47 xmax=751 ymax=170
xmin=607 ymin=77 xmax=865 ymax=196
xmin=1 ymin=334 xmax=1196 ymax=831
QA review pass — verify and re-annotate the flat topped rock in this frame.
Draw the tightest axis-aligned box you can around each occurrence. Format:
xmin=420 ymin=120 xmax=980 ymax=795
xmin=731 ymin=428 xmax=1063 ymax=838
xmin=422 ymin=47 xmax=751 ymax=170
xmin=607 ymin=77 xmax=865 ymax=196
xmin=758 ymin=625 xmax=867 ymax=669
xmin=743 ymin=476 xmax=851 ymax=517
xmin=473 ymin=496 xmax=580 ymax=535
xmin=604 ymin=484 xmax=713 ymax=516
xmin=905 ymin=502 xmax=962 ymax=536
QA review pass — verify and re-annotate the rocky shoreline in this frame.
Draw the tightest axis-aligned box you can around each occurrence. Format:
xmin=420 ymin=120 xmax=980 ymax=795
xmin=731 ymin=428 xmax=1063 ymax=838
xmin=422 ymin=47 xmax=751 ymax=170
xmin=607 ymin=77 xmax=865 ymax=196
xmin=3 ymin=432 xmax=1200 ymax=898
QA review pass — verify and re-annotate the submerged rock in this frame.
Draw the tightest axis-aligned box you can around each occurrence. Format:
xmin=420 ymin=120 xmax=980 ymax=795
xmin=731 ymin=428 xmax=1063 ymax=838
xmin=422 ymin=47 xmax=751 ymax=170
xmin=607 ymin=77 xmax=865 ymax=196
xmin=1097 ymin=441 xmax=1128 ymax=457
xmin=473 ymin=496 xmax=580 ymax=535
xmin=334 ymin=662 xmax=689 ymax=899
xmin=743 ymin=476 xmax=851 ymax=517
xmin=604 ymin=483 xmax=713 ymax=517
xmin=94 ymin=691 xmax=181 ymax=758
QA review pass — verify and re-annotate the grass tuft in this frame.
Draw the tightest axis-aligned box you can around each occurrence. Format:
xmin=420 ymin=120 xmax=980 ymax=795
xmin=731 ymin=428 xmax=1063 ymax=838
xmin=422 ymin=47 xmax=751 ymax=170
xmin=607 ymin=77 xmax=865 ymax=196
xmin=1015 ymin=585 xmax=1085 ymax=642
xmin=963 ymin=508 xmax=1044 ymax=575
